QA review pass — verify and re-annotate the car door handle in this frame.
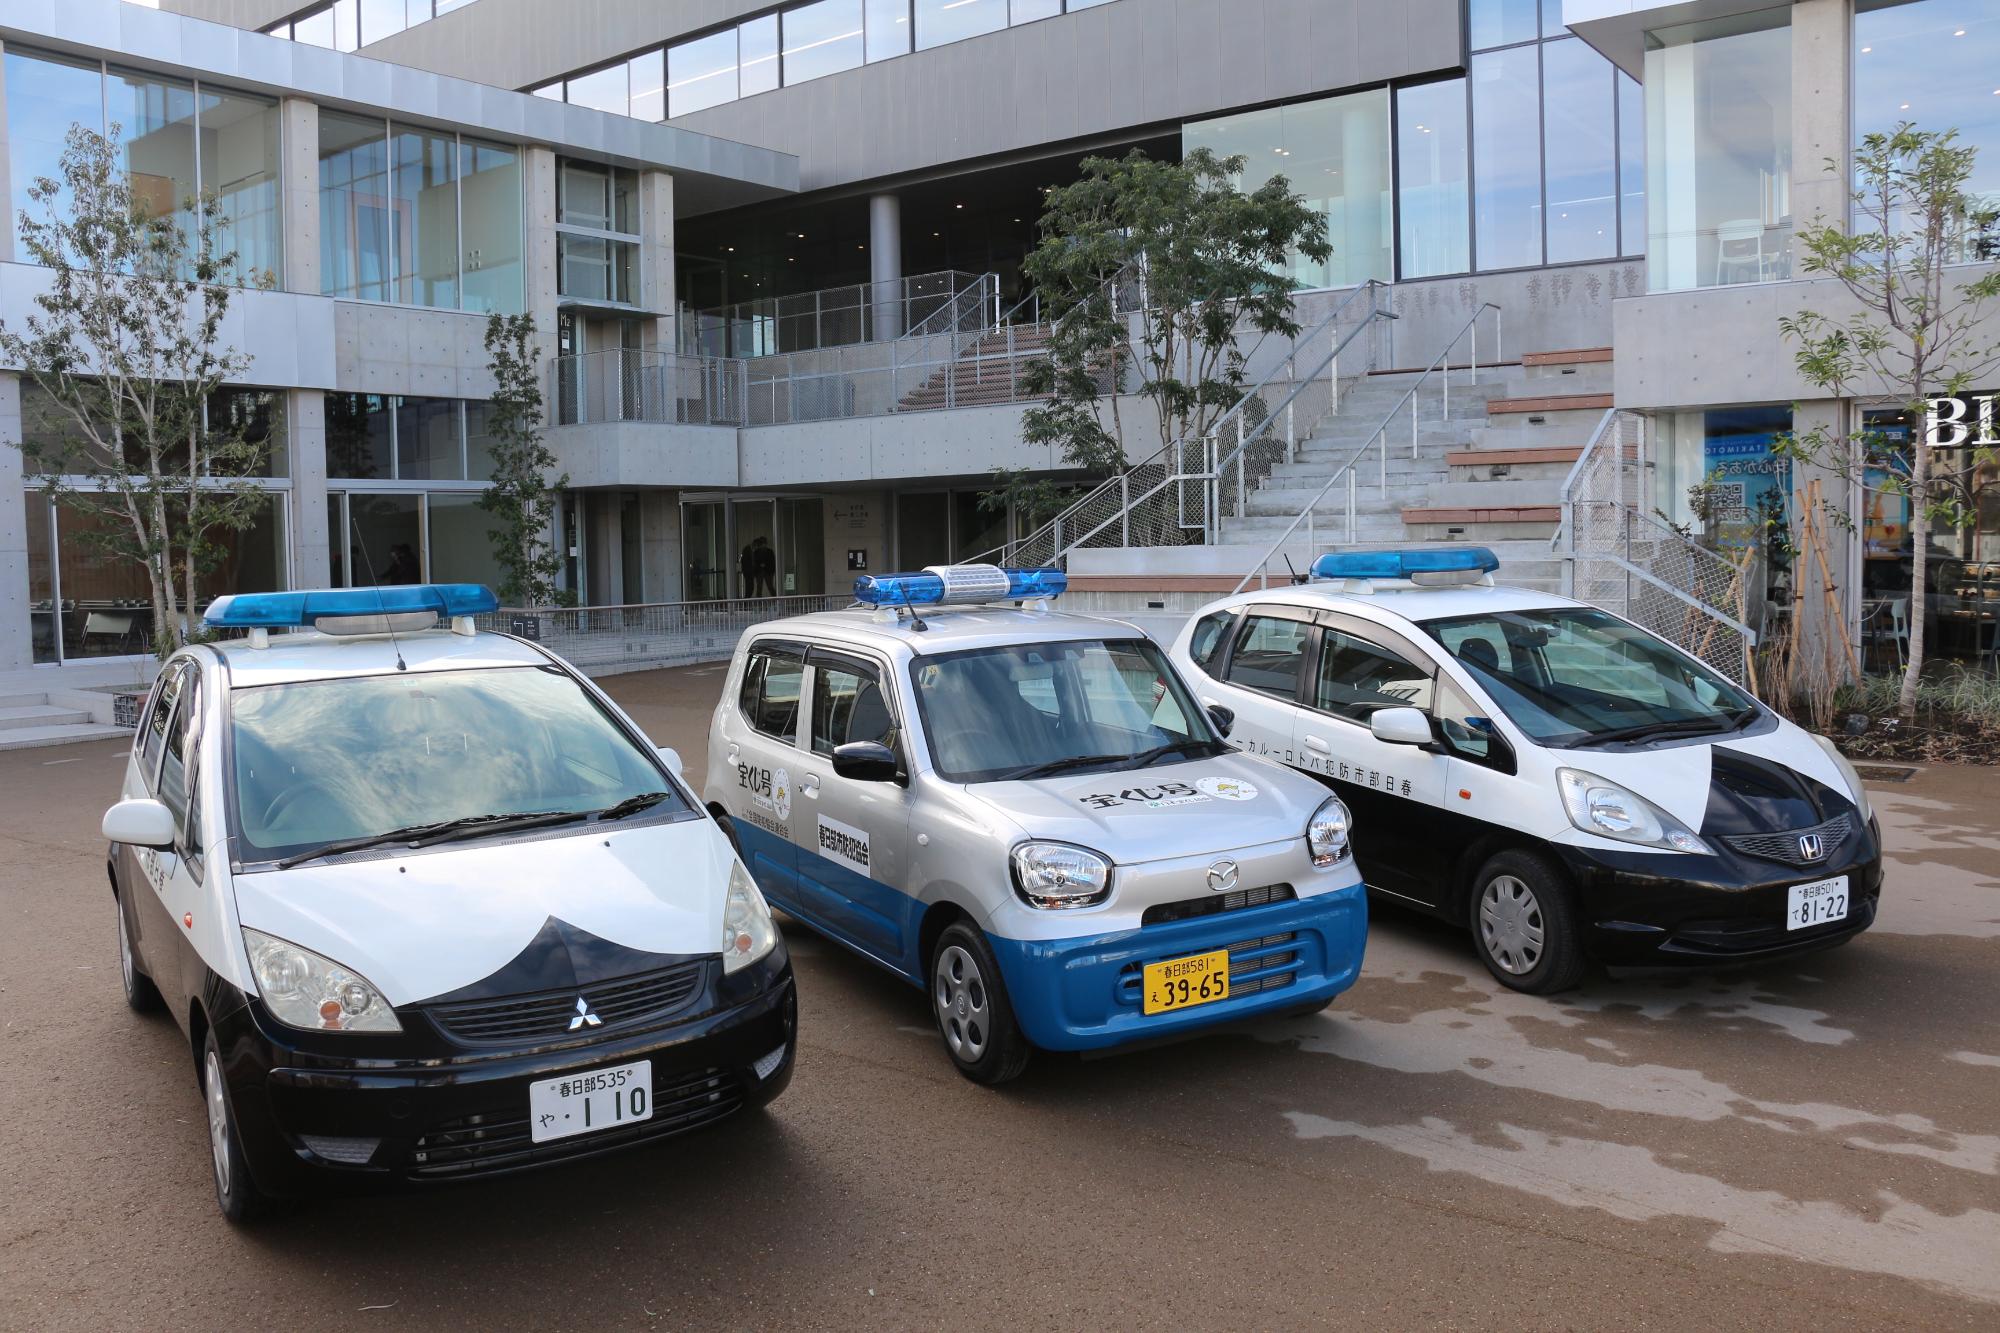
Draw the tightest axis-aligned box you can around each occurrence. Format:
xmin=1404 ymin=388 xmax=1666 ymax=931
xmin=1304 ymin=734 xmax=1332 ymax=754
xmin=801 ymin=775 xmax=820 ymax=797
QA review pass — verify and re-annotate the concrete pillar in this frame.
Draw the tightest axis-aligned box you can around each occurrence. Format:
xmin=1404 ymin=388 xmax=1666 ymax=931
xmin=588 ymin=493 xmax=624 ymax=606
xmin=279 ymin=98 xmax=319 ymax=294
xmin=869 ymin=192 xmax=903 ymax=340
xmin=1789 ymin=0 xmax=1851 ymax=240
xmin=0 ymin=375 xmax=30 ymax=670
xmin=639 ymin=170 xmax=676 ymax=352
xmin=523 ymin=146 xmax=561 ymax=355
xmin=639 ymin=489 xmax=681 ymax=602
xmin=288 ymin=390 xmax=331 ymax=589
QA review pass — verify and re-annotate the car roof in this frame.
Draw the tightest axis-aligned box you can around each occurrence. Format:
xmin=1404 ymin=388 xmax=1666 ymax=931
xmin=1217 ymin=580 xmax=1585 ymax=629
xmin=743 ymin=605 xmax=1154 ymax=658
xmin=199 ymin=626 xmax=553 ymax=688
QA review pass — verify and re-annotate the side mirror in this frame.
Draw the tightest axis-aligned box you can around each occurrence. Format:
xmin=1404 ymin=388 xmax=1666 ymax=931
xmin=1369 ymin=706 xmax=1435 ymax=747
xmin=656 ymin=745 xmax=684 ymax=777
xmin=1206 ymin=704 xmax=1235 ymax=738
xmin=832 ymin=740 xmax=899 ymax=783
xmin=103 ymin=797 xmax=177 ymax=850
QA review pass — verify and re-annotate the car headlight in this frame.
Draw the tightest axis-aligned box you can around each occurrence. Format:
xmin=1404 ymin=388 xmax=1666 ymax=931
xmin=242 ymin=927 xmax=401 ymax=1033
xmin=1307 ymin=794 xmax=1352 ymax=867
xmin=723 ymin=859 xmax=779 ymax=973
xmin=1811 ymin=733 xmax=1874 ymax=824
xmin=1010 ymin=841 xmax=1112 ymax=909
xmin=1555 ymin=769 xmax=1711 ymax=854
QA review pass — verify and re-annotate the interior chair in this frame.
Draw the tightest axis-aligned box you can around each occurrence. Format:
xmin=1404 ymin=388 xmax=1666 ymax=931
xmin=1715 ymin=219 xmax=1766 ymax=286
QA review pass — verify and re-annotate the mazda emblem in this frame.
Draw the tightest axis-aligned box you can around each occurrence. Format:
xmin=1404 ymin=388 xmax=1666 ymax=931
xmin=1207 ymin=859 xmax=1240 ymax=892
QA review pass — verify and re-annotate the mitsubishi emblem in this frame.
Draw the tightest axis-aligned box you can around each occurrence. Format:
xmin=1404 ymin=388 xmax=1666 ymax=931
xmin=1797 ymin=833 xmax=1824 ymax=862
xmin=1207 ymin=859 xmax=1240 ymax=892
xmin=567 ymin=996 xmax=603 ymax=1031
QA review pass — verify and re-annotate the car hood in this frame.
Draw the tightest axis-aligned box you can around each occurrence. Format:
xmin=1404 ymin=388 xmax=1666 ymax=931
xmin=229 ymin=817 xmax=734 ymax=1007
xmin=1556 ymin=721 xmax=1856 ymax=834
xmin=962 ymin=751 xmax=1323 ymax=865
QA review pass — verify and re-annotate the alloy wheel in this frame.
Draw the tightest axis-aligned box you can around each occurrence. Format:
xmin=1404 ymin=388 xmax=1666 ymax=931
xmin=116 ymin=900 xmax=135 ymax=995
xmin=933 ymin=944 xmax=990 ymax=1063
xmin=204 ymin=1049 xmax=231 ymax=1198
xmin=1479 ymin=875 xmax=1545 ymax=975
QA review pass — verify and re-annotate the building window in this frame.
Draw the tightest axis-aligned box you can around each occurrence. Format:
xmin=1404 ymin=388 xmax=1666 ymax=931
xmin=556 ymin=160 xmax=642 ymax=307
xmin=266 ymin=0 xmax=462 ymax=47
xmin=1644 ymin=8 xmax=1793 ymax=291
xmin=1183 ymin=88 xmax=1393 ymax=290
xmin=1396 ymin=79 xmax=1470 ymax=279
xmin=1471 ymin=45 xmax=1545 ymax=270
xmin=1541 ymin=37 xmax=1618 ymax=263
xmin=6 ymin=50 xmax=283 ymax=287
xmin=320 ymin=115 xmax=524 ymax=312
xmin=865 ymin=0 xmax=910 ymax=61
xmin=325 ymin=392 xmax=487 ymax=482
xmin=741 ymin=16 xmax=782 ymax=96
xmin=1856 ymin=0 xmax=2000 ymax=259
xmin=916 ymin=0 xmax=1006 ymax=50
xmin=783 ymin=0 xmax=865 ymax=85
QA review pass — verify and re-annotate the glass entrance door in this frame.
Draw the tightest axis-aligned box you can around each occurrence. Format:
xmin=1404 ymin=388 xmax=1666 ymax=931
xmin=777 ymin=497 xmax=824 ymax=596
xmin=682 ymin=500 xmax=727 ymax=602
xmin=732 ymin=498 xmax=777 ymax=599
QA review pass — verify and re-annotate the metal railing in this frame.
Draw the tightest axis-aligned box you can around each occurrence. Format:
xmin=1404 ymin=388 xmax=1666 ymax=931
xmin=985 ymin=281 xmax=1397 ymax=570
xmin=552 ymin=349 xmax=749 ymax=427
xmin=478 ymin=594 xmax=847 ymax=674
xmin=1231 ymin=302 xmax=1504 ymax=593
xmin=681 ymin=270 xmax=995 ymax=358
xmin=1557 ymin=409 xmax=1759 ymax=684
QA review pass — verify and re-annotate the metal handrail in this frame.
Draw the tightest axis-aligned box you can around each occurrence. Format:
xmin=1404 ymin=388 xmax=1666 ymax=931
xmin=686 ymin=269 xmax=988 ymax=356
xmin=974 ymin=279 xmax=1392 ymax=567
xmin=1230 ymin=302 xmax=1502 ymax=594
xmin=551 ymin=347 xmax=748 ymax=427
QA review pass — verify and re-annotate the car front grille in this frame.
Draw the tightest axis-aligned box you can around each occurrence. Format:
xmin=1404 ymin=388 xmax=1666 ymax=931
xmin=424 ymin=961 xmax=707 ymax=1046
xmin=1117 ymin=932 xmax=1300 ymax=1005
xmin=408 ymin=1067 xmax=742 ymax=1178
xmin=1142 ymin=883 xmax=1297 ymax=926
xmin=1721 ymin=813 xmax=1853 ymax=867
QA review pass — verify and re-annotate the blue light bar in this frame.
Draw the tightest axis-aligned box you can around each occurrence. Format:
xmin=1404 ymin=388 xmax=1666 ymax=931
xmin=204 ymin=584 xmax=499 ymax=628
xmin=853 ymin=564 xmax=1067 ymax=608
xmin=1310 ymin=548 xmax=1500 ymax=582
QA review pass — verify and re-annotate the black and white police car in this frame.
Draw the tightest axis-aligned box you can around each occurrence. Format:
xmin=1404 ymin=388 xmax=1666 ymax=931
xmin=1170 ymin=548 xmax=1883 ymax=993
xmin=101 ymin=585 xmax=794 ymax=1220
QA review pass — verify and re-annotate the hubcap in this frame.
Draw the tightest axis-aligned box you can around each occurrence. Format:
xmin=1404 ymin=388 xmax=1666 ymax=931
xmin=204 ymin=1050 xmax=231 ymax=1197
xmin=932 ymin=944 xmax=990 ymax=1063
xmin=1479 ymin=875 xmax=1545 ymax=975
xmin=116 ymin=900 xmax=135 ymax=994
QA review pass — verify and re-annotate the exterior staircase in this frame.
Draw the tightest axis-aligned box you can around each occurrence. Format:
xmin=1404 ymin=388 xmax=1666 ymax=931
xmin=1209 ymin=346 xmax=1614 ymax=592
xmin=0 ymin=691 xmax=131 ymax=750
xmin=895 ymin=323 xmax=1053 ymax=411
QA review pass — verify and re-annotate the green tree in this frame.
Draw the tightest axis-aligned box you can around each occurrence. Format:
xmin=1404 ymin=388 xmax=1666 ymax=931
xmin=1779 ymin=123 xmax=2000 ymax=717
xmin=477 ymin=313 xmax=571 ymax=606
xmin=989 ymin=147 xmax=1332 ymax=530
xmin=0 ymin=124 xmax=274 ymax=657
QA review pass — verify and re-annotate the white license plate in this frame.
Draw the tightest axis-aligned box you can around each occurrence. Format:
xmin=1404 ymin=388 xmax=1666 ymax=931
xmin=1785 ymin=875 xmax=1849 ymax=932
xmin=528 ymin=1060 xmax=652 ymax=1144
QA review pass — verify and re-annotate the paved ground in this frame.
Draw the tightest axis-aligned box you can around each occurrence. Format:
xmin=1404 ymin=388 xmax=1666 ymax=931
xmin=3 ymin=663 xmax=1997 ymax=1330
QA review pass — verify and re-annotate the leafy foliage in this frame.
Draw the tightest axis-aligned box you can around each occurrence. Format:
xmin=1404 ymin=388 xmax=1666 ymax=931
xmin=0 ymin=124 xmax=275 ymax=658
xmin=1777 ymin=124 xmax=2000 ymax=716
xmin=988 ymin=148 xmax=1332 ymax=528
xmin=476 ymin=313 xmax=571 ymax=607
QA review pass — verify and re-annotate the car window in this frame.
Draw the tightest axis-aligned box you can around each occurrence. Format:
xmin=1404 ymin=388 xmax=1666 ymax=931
xmin=811 ymin=657 xmax=898 ymax=756
xmin=158 ymin=670 xmax=200 ymax=828
xmin=1187 ymin=611 xmax=1235 ymax=671
xmin=1224 ymin=613 xmax=1310 ymax=699
xmin=738 ymin=644 xmax=805 ymax=743
xmin=140 ymin=664 xmax=186 ymax=784
xmin=1435 ymin=674 xmax=1494 ymax=760
xmin=1315 ymin=627 xmax=1434 ymax=720
xmin=1434 ymin=621 xmax=1513 ymax=676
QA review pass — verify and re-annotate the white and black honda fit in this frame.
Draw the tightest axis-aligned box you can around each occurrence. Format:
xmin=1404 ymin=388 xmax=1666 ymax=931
xmin=102 ymin=586 xmax=794 ymax=1220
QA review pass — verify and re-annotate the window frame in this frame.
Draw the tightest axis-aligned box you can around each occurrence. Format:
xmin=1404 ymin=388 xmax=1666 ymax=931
xmin=1219 ymin=604 xmax=1318 ymax=703
xmin=1307 ymin=613 xmax=1440 ymax=725
xmin=805 ymin=645 xmax=905 ymax=767
xmin=737 ymin=638 xmax=809 ymax=745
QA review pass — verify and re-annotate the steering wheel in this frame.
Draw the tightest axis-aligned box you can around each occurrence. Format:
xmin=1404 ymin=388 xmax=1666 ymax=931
xmin=261 ymin=782 xmax=337 ymax=830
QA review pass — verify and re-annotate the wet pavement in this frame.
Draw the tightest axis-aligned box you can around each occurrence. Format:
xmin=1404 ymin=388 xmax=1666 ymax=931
xmin=1 ymin=664 xmax=1995 ymax=1329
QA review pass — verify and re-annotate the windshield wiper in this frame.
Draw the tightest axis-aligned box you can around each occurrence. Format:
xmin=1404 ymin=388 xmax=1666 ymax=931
xmin=592 ymin=791 xmax=674 ymax=822
xmin=1578 ymin=708 xmax=1755 ymax=748
xmin=992 ymin=753 xmax=1134 ymax=782
xmin=1130 ymin=738 xmax=1218 ymax=768
xmin=275 ymin=810 xmax=583 ymax=867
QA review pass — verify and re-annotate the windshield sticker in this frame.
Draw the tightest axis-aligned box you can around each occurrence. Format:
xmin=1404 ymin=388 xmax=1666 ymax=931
xmin=1078 ymin=781 xmax=1212 ymax=810
xmin=817 ymin=814 xmax=872 ymax=875
xmin=1195 ymin=775 xmax=1258 ymax=801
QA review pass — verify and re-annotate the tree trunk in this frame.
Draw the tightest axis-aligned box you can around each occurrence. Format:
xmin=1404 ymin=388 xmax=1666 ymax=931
xmin=1897 ymin=443 xmax=1929 ymax=717
xmin=149 ymin=488 xmax=179 ymax=656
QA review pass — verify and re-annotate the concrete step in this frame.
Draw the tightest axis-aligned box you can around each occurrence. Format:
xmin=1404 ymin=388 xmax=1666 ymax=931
xmin=0 ymin=703 xmax=92 ymax=732
xmin=0 ymin=692 xmax=50 ymax=710
xmin=1462 ymin=420 xmax=1599 ymax=450
xmin=1488 ymin=392 xmax=1613 ymax=417
xmin=0 ymin=722 xmax=132 ymax=751
xmin=1419 ymin=478 xmax=1567 ymax=508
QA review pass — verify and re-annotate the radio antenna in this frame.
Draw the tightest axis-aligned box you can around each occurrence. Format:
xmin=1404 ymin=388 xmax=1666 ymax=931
xmin=1284 ymin=555 xmax=1303 ymax=586
xmin=352 ymin=530 xmax=408 ymax=672
xmin=899 ymin=582 xmax=929 ymax=632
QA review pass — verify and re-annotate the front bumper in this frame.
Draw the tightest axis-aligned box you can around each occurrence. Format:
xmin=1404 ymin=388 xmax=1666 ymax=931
xmin=213 ymin=953 xmax=796 ymax=1197
xmin=1554 ymin=825 xmax=1883 ymax=965
xmin=985 ymin=884 xmax=1367 ymax=1052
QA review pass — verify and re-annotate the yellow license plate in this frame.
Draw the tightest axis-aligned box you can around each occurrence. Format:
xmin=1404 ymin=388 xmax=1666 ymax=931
xmin=1142 ymin=949 xmax=1231 ymax=1015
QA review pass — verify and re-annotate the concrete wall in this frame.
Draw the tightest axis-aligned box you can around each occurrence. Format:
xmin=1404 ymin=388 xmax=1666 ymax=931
xmin=334 ymin=0 xmax=1462 ymax=204
xmin=823 ymin=490 xmax=890 ymax=585
xmin=549 ymin=422 xmax=742 ymax=490
xmin=0 ymin=377 xmax=25 ymax=670
xmin=1380 ymin=262 xmax=1638 ymax=366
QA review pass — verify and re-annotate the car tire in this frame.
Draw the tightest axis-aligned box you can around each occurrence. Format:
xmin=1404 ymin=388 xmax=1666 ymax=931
xmin=1468 ymin=849 xmax=1587 ymax=995
xmin=200 ymin=1034 xmax=267 ymax=1224
xmin=928 ymin=922 xmax=1031 ymax=1086
xmin=713 ymin=809 xmax=743 ymax=856
xmin=115 ymin=891 xmax=164 ymax=1014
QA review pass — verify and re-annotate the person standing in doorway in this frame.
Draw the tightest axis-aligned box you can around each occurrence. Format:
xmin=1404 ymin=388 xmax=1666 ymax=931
xmin=752 ymin=535 xmax=778 ymax=598
xmin=738 ymin=539 xmax=758 ymax=599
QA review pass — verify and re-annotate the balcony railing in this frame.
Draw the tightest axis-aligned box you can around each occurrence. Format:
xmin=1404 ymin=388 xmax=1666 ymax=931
xmin=552 ymin=349 xmax=748 ymax=427
xmin=681 ymin=270 xmax=997 ymax=358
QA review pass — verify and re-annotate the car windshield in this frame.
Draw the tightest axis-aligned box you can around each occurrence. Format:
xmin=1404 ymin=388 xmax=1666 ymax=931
xmin=229 ymin=665 xmax=686 ymax=863
xmin=1420 ymin=607 xmax=1758 ymax=748
xmin=909 ymin=637 xmax=1224 ymax=783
